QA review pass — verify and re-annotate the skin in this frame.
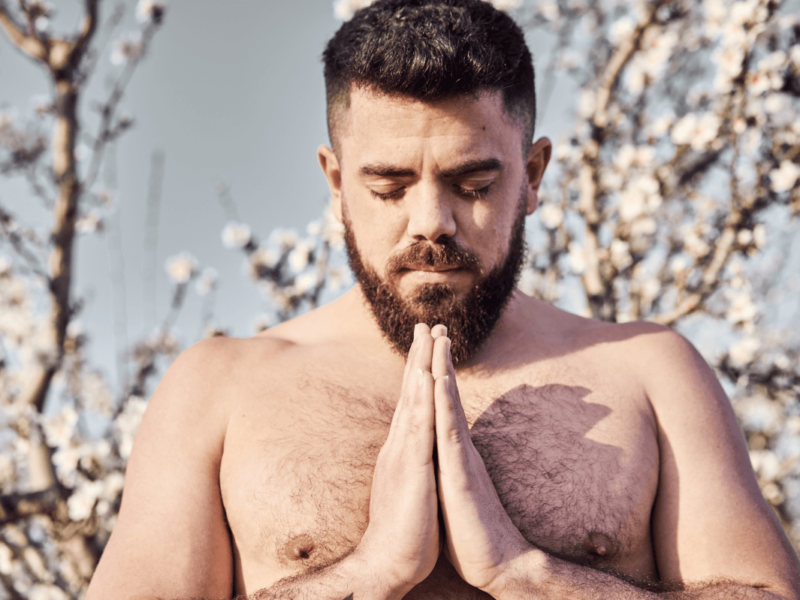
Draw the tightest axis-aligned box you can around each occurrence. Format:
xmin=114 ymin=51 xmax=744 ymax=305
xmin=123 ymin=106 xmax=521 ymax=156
xmin=86 ymin=88 xmax=800 ymax=600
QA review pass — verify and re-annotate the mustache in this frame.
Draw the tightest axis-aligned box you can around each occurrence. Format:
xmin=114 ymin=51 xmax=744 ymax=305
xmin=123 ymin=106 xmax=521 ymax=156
xmin=386 ymin=239 xmax=481 ymax=276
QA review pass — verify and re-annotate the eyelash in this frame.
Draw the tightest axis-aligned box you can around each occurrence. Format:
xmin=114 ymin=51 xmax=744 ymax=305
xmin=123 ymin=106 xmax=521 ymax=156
xmin=370 ymin=184 xmax=491 ymax=201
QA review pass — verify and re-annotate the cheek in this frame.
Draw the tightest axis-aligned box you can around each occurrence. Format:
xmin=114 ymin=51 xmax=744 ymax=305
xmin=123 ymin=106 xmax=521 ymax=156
xmin=464 ymin=201 xmax=519 ymax=265
xmin=343 ymin=193 xmax=408 ymax=264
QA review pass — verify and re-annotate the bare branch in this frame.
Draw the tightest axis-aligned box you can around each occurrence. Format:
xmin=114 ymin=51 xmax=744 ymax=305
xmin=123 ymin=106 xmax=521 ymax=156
xmin=0 ymin=486 xmax=65 ymax=526
xmin=0 ymin=0 xmax=46 ymax=62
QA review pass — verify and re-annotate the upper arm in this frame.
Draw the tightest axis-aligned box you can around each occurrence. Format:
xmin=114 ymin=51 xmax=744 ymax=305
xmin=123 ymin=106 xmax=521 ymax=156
xmin=87 ymin=338 xmax=236 ymax=600
xmin=640 ymin=328 xmax=800 ymax=595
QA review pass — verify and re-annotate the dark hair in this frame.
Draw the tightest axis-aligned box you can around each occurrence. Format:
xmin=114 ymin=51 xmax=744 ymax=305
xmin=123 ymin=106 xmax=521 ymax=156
xmin=323 ymin=0 xmax=536 ymax=153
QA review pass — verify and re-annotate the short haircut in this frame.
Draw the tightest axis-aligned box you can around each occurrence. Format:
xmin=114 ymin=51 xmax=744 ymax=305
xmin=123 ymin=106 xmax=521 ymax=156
xmin=323 ymin=0 xmax=536 ymax=155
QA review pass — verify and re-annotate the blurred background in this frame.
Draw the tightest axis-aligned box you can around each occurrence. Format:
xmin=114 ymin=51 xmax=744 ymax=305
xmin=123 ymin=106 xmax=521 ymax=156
xmin=1 ymin=0 xmax=799 ymax=597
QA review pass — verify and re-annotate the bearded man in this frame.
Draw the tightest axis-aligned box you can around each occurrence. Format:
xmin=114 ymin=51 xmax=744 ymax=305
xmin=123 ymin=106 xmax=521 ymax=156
xmin=87 ymin=0 xmax=800 ymax=598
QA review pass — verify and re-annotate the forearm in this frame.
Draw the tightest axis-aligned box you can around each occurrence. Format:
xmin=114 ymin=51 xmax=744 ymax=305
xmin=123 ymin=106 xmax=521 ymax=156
xmin=487 ymin=548 xmax=791 ymax=600
xmin=249 ymin=550 xmax=409 ymax=600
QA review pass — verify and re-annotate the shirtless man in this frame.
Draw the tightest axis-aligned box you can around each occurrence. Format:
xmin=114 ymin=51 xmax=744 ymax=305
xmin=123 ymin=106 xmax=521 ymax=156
xmin=87 ymin=0 xmax=800 ymax=598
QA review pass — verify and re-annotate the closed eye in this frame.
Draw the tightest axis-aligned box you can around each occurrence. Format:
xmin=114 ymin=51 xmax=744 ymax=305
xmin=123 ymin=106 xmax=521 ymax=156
xmin=370 ymin=187 xmax=405 ymax=201
xmin=456 ymin=184 xmax=491 ymax=199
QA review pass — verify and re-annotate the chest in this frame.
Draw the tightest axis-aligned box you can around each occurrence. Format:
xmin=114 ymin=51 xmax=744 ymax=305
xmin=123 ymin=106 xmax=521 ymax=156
xmin=220 ymin=376 xmax=660 ymax=590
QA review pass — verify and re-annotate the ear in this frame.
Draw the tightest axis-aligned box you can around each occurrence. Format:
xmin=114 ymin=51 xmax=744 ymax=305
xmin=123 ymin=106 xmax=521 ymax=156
xmin=524 ymin=137 xmax=552 ymax=216
xmin=318 ymin=145 xmax=343 ymax=223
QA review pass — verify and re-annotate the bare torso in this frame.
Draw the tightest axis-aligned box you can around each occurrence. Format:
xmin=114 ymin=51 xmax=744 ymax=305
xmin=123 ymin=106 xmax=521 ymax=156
xmin=220 ymin=290 xmax=662 ymax=597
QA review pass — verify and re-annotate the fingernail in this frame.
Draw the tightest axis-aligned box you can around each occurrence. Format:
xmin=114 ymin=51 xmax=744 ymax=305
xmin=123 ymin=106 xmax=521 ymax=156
xmin=441 ymin=325 xmax=447 ymax=335
xmin=443 ymin=375 xmax=449 ymax=381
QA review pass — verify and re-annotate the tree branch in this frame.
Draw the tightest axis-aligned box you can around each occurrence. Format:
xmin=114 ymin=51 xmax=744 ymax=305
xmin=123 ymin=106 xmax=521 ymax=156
xmin=0 ymin=486 xmax=65 ymax=525
xmin=0 ymin=0 xmax=46 ymax=62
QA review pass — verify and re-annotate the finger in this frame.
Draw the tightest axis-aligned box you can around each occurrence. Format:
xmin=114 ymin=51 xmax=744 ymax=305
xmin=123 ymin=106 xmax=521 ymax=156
xmin=401 ymin=323 xmax=431 ymax=386
xmin=390 ymin=367 xmax=435 ymax=463
xmin=409 ymin=369 xmax=436 ymax=460
xmin=430 ymin=324 xmax=447 ymax=339
xmin=392 ymin=324 xmax=434 ymax=433
xmin=433 ymin=337 xmax=461 ymax=406
xmin=432 ymin=335 xmax=450 ymax=380
xmin=434 ymin=372 xmax=472 ymax=471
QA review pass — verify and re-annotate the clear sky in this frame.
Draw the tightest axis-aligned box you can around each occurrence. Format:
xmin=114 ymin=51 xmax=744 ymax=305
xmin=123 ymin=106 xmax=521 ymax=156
xmin=1 ymin=0 xmax=569 ymax=392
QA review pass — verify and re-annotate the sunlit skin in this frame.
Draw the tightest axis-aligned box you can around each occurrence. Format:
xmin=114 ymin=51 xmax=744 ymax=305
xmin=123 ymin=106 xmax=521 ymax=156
xmin=321 ymin=88 xmax=544 ymax=305
xmin=86 ymin=88 xmax=800 ymax=600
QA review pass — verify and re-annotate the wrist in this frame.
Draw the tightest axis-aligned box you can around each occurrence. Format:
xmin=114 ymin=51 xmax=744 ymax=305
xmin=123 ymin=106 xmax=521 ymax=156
xmin=347 ymin=546 xmax=417 ymax=600
xmin=481 ymin=543 xmax=545 ymax=599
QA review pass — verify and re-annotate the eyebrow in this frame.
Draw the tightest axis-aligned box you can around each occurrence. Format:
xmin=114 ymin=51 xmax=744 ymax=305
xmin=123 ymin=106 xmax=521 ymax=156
xmin=360 ymin=164 xmax=416 ymax=178
xmin=359 ymin=158 xmax=503 ymax=179
xmin=439 ymin=158 xmax=503 ymax=178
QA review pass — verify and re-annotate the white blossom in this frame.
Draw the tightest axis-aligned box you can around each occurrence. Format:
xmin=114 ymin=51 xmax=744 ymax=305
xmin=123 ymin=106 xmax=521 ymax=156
xmin=195 ymin=267 xmax=218 ymax=296
xmin=52 ymin=445 xmax=81 ymax=485
xmin=295 ymin=272 xmax=318 ymax=295
xmin=0 ymin=543 xmax=11 ymax=575
xmin=753 ymin=224 xmax=766 ymax=247
xmin=247 ymin=248 xmax=278 ymax=281
xmin=333 ymin=0 xmax=375 ymax=20
xmin=110 ymin=34 xmax=143 ymax=66
xmin=770 ymin=161 xmax=800 ymax=193
xmin=749 ymin=449 xmax=781 ymax=482
xmin=221 ymin=221 xmax=251 ymax=249
xmin=537 ymin=0 xmax=560 ymax=21
xmin=42 ymin=406 xmax=78 ymax=448
xmin=28 ymin=585 xmax=68 ymax=600
xmin=737 ymin=395 xmax=782 ymax=434
xmin=289 ymin=240 xmax=315 ymax=273
xmin=671 ymin=113 xmax=721 ymax=151
xmin=790 ymin=44 xmax=800 ymax=69
xmin=67 ymin=479 xmax=105 ymax=521
xmin=631 ymin=216 xmax=656 ymax=238
xmin=568 ymin=242 xmax=587 ymax=274
xmin=610 ymin=239 xmax=632 ymax=270
xmin=487 ymin=0 xmax=521 ymax=11
xmin=272 ymin=228 xmax=298 ymax=250
xmin=578 ymin=90 xmax=596 ymax=119
xmin=729 ymin=337 xmax=760 ymax=367
xmin=164 ymin=252 xmax=197 ymax=284
xmin=115 ymin=396 xmax=148 ymax=459
xmin=538 ymin=203 xmax=563 ymax=229
xmin=609 ymin=16 xmax=635 ymax=46
xmin=80 ymin=372 xmax=112 ymax=414
xmin=321 ymin=203 xmax=346 ymax=250
xmin=75 ymin=210 xmax=102 ymax=234
xmin=136 ymin=0 xmax=164 ymax=22
xmin=727 ymin=291 xmax=758 ymax=325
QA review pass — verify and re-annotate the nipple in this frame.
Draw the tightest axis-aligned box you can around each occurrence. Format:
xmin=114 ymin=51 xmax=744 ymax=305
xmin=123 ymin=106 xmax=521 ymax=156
xmin=283 ymin=534 xmax=316 ymax=561
xmin=582 ymin=531 xmax=615 ymax=558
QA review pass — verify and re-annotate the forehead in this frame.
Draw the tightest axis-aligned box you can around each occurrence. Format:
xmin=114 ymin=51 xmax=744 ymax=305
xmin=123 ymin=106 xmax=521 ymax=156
xmin=337 ymin=88 xmax=524 ymax=168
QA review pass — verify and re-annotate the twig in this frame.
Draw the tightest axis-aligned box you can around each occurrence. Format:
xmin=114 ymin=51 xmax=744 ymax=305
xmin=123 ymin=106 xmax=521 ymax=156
xmin=143 ymin=150 xmax=165 ymax=331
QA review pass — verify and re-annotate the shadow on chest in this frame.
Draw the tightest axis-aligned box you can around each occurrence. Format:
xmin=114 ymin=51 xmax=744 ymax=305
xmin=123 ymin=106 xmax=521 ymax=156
xmin=238 ymin=382 xmax=651 ymax=571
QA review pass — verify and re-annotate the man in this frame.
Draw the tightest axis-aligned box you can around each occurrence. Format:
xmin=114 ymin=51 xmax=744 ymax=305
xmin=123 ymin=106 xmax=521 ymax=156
xmin=87 ymin=0 xmax=800 ymax=598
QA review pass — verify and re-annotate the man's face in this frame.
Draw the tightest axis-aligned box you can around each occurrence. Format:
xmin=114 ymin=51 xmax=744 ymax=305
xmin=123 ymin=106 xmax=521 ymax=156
xmin=319 ymin=88 xmax=547 ymax=365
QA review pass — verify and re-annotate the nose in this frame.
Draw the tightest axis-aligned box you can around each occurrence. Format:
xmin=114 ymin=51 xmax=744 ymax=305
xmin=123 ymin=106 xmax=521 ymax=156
xmin=406 ymin=183 xmax=457 ymax=243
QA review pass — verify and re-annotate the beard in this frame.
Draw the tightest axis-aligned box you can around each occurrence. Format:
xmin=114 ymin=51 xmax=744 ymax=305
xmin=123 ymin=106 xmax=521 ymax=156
xmin=343 ymin=194 xmax=527 ymax=367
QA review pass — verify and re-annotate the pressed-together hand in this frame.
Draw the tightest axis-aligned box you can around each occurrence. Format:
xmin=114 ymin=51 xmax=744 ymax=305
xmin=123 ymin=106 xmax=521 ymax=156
xmin=431 ymin=331 xmax=531 ymax=594
xmin=354 ymin=323 xmax=441 ymax=596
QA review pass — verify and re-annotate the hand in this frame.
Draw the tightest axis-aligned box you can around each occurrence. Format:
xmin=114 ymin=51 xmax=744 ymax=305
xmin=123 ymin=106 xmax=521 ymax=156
xmin=354 ymin=323 xmax=441 ymax=596
xmin=431 ymin=333 xmax=531 ymax=594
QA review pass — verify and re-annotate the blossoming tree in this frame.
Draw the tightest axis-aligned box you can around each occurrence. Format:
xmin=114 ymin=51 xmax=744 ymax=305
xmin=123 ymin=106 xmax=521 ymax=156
xmin=1 ymin=0 xmax=799 ymax=597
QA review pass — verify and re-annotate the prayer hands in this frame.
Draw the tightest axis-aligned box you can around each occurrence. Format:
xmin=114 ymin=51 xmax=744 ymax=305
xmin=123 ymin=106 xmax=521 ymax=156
xmin=429 ymin=325 xmax=531 ymax=594
xmin=358 ymin=323 xmax=529 ymax=597
xmin=355 ymin=323 xmax=440 ymax=597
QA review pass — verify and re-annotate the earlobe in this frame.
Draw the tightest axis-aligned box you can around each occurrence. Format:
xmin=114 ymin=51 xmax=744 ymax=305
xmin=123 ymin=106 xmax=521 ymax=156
xmin=317 ymin=145 xmax=343 ymax=223
xmin=525 ymin=137 xmax=552 ymax=215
